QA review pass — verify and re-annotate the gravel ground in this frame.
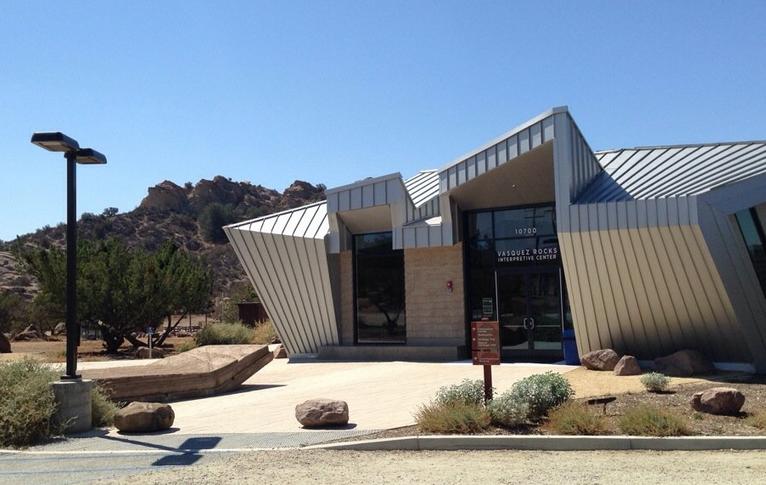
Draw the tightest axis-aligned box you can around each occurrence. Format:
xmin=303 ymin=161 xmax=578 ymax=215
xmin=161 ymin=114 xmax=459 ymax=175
xmin=105 ymin=449 xmax=766 ymax=485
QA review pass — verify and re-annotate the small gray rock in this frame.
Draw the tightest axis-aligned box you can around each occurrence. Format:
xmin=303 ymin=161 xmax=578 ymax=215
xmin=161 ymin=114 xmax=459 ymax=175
xmin=581 ymin=349 xmax=620 ymax=371
xmin=613 ymin=355 xmax=642 ymax=376
xmin=114 ymin=402 xmax=175 ymax=433
xmin=691 ymin=387 xmax=745 ymax=415
xmin=295 ymin=399 xmax=349 ymax=427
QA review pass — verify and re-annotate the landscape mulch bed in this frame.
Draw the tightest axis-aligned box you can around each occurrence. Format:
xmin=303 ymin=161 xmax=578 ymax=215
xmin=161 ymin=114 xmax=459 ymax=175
xmin=327 ymin=375 xmax=766 ymax=444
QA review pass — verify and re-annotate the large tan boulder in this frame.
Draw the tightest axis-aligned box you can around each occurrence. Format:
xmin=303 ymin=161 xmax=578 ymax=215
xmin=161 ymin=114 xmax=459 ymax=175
xmin=581 ymin=349 xmax=620 ymax=371
xmin=613 ymin=355 xmax=641 ymax=376
xmin=655 ymin=349 xmax=714 ymax=377
xmin=135 ymin=347 xmax=166 ymax=359
xmin=691 ymin=387 xmax=745 ymax=415
xmin=114 ymin=402 xmax=175 ymax=433
xmin=295 ymin=399 xmax=349 ymax=427
xmin=0 ymin=333 xmax=11 ymax=353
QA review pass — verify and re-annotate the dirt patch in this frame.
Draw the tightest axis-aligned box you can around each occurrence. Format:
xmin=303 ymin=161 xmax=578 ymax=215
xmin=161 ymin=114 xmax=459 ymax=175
xmin=0 ymin=336 xmax=196 ymax=363
xmin=330 ymin=373 xmax=766 ymax=441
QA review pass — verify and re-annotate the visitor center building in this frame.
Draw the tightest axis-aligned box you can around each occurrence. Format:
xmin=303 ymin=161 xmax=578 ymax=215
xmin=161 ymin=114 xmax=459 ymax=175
xmin=226 ymin=107 xmax=766 ymax=373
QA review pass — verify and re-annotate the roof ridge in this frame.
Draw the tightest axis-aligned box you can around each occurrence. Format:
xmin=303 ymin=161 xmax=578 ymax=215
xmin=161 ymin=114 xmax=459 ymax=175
xmin=596 ymin=139 xmax=766 ymax=154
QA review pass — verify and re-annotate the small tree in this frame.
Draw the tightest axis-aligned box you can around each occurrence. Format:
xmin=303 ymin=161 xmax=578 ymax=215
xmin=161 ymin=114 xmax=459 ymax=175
xmin=19 ymin=239 xmax=212 ymax=353
xmin=199 ymin=203 xmax=235 ymax=243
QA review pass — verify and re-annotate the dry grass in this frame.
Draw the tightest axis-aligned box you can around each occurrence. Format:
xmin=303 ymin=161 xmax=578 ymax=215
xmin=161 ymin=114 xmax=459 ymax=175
xmin=415 ymin=401 xmax=491 ymax=434
xmin=618 ymin=404 xmax=690 ymax=436
xmin=546 ymin=402 xmax=606 ymax=435
xmin=746 ymin=410 xmax=766 ymax=430
xmin=251 ymin=321 xmax=277 ymax=345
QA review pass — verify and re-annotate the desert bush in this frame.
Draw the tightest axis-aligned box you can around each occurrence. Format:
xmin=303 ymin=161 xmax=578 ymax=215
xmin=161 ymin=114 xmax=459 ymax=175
xmin=640 ymin=372 xmax=670 ymax=392
xmin=91 ymin=385 xmax=118 ymax=427
xmin=507 ymin=371 xmax=574 ymax=419
xmin=747 ymin=410 xmax=766 ymax=430
xmin=618 ymin=405 xmax=689 ymax=436
xmin=415 ymin=401 xmax=491 ymax=434
xmin=175 ymin=339 xmax=198 ymax=353
xmin=547 ymin=402 xmax=606 ymax=435
xmin=0 ymin=359 xmax=60 ymax=447
xmin=195 ymin=322 xmax=254 ymax=346
xmin=487 ymin=393 xmax=529 ymax=428
xmin=434 ymin=379 xmax=487 ymax=407
xmin=252 ymin=321 xmax=277 ymax=344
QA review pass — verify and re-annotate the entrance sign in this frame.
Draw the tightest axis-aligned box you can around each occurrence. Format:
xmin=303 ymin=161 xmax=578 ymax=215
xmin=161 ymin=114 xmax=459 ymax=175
xmin=481 ymin=297 xmax=494 ymax=317
xmin=471 ymin=320 xmax=500 ymax=364
xmin=471 ymin=320 xmax=500 ymax=403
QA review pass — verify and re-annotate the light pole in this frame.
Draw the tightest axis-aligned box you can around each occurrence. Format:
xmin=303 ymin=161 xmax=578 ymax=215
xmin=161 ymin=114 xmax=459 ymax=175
xmin=31 ymin=132 xmax=107 ymax=379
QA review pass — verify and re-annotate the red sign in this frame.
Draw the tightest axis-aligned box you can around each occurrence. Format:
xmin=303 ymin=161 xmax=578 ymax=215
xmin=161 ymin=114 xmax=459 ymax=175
xmin=471 ymin=321 xmax=500 ymax=366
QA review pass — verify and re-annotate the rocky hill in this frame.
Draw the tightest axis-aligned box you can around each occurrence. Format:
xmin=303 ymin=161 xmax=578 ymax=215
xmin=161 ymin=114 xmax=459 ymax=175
xmin=0 ymin=176 xmax=326 ymax=299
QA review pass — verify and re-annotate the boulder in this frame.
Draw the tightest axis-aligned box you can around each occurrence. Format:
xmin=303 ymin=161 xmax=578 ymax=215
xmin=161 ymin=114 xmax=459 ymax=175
xmin=139 ymin=180 xmax=189 ymax=212
xmin=691 ymin=387 xmax=745 ymax=415
xmin=53 ymin=322 xmax=67 ymax=336
xmin=135 ymin=347 xmax=166 ymax=359
xmin=0 ymin=333 xmax=11 ymax=353
xmin=580 ymin=349 xmax=620 ymax=371
xmin=654 ymin=349 xmax=714 ymax=377
xmin=613 ymin=355 xmax=641 ymax=376
xmin=295 ymin=399 xmax=349 ymax=427
xmin=114 ymin=402 xmax=175 ymax=433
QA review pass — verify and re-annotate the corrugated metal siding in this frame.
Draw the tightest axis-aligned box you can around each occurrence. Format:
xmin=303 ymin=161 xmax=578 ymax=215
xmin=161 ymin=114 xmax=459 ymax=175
xmin=404 ymin=170 xmax=439 ymax=207
xmin=559 ymin=197 xmax=748 ymax=362
xmin=224 ymin=202 xmax=339 ymax=355
xmin=325 ymin=173 xmax=405 ymax=213
xmin=438 ymin=108 xmax=560 ymax=193
xmin=579 ymin=141 xmax=766 ymax=203
xmin=696 ymin=197 xmax=766 ymax=371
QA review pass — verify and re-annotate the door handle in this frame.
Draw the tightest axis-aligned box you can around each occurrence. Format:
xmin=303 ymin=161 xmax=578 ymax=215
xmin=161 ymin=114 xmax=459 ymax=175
xmin=523 ymin=317 xmax=535 ymax=330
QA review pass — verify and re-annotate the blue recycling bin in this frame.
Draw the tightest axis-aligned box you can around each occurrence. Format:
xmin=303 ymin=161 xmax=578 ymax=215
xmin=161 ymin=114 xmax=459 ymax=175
xmin=562 ymin=328 xmax=579 ymax=365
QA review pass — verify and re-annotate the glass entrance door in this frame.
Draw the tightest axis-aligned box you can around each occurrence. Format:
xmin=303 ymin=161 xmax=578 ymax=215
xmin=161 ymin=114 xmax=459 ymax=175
xmin=496 ymin=267 xmax=563 ymax=357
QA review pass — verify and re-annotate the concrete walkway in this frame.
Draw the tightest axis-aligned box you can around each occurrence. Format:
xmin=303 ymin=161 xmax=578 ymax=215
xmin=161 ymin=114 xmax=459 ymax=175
xmin=167 ymin=359 xmax=574 ymax=434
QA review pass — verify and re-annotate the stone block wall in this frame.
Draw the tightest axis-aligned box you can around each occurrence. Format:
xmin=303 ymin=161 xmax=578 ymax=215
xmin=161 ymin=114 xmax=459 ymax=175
xmin=403 ymin=243 xmax=465 ymax=346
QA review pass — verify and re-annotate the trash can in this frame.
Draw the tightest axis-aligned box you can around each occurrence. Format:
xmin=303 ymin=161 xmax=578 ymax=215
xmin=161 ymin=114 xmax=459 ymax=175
xmin=562 ymin=328 xmax=579 ymax=365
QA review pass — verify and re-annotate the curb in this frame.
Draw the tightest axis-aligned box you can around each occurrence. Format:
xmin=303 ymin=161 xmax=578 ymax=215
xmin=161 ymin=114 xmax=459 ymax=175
xmin=306 ymin=435 xmax=766 ymax=451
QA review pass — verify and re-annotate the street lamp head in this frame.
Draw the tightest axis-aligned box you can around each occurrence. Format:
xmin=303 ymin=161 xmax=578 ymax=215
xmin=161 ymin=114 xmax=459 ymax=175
xmin=30 ymin=132 xmax=80 ymax=152
xmin=75 ymin=148 xmax=107 ymax=165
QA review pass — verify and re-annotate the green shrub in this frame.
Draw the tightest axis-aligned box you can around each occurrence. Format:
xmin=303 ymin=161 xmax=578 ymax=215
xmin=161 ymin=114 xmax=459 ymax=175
xmin=487 ymin=393 xmax=528 ymax=428
xmin=252 ymin=321 xmax=277 ymax=345
xmin=747 ymin=410 xmax=766 ymax=430
xmin=195 ymin=323 xmax=254 ymax=346
xmin=91 ymin=385 xmax=118 ymax=427
xmin=547 ymin=402 xmax=606 ymax=435
xmin=618 ymin=405 xmax=689 ymax=436
xmin=507 ymin=371 xmax=574 ymax=419
xmin=434 ymin=379 xmax=487 ymax=407
xmin=0 ymin=359 xmax=60 ymax=447
xmin=640 ymin=372 xmax=670 ymax=392
xmin=415 ymin=401 xmax=491 ymax=434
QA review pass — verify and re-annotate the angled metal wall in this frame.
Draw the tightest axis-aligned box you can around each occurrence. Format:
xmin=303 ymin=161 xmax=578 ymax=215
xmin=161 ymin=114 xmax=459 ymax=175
xmin=224 ymin=202 xmax=339 ymax=355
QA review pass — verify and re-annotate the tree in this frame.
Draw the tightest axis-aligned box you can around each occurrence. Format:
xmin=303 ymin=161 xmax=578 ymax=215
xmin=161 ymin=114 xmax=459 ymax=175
xmin=19 ymin=239 xmax=213 ymax=353
xmin=199 ymin=203 xmax=235 ymax=243
xmin=0 ymin=292 xmax=26 ymax=334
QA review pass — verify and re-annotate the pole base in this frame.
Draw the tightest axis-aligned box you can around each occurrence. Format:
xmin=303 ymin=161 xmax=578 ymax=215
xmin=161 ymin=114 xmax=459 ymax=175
xmin=50 ymin=378 xmax=94 ymax=434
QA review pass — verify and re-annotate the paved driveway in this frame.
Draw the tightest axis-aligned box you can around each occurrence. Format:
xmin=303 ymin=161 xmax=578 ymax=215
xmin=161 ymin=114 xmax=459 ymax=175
xmin=168 ymin=359 xmax=575 ymax=434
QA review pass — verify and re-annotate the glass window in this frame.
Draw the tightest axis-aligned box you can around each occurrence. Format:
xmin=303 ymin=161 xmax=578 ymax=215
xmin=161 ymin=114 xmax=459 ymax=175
xmin=494 ymin=207 xmax=555 ymax=239
xmin=467 ymin=211 xmax=493 ymax=242
xmin=354 ymin=232 xmax=406 ymax=343
xmin=735 ymin=208 xmax=766 ymax=297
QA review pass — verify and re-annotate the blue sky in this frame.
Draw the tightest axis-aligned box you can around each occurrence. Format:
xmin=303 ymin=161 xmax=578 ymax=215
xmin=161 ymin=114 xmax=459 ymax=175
xmin=1 ymin=0 xmax=765 ymax=241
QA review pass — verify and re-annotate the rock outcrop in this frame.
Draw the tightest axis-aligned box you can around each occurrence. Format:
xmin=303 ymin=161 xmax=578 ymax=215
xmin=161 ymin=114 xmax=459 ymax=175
xmin=139 ymin=181 xmax=189 ymax=212
xmin=295 ymin=399 xmax=349 ymax=427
